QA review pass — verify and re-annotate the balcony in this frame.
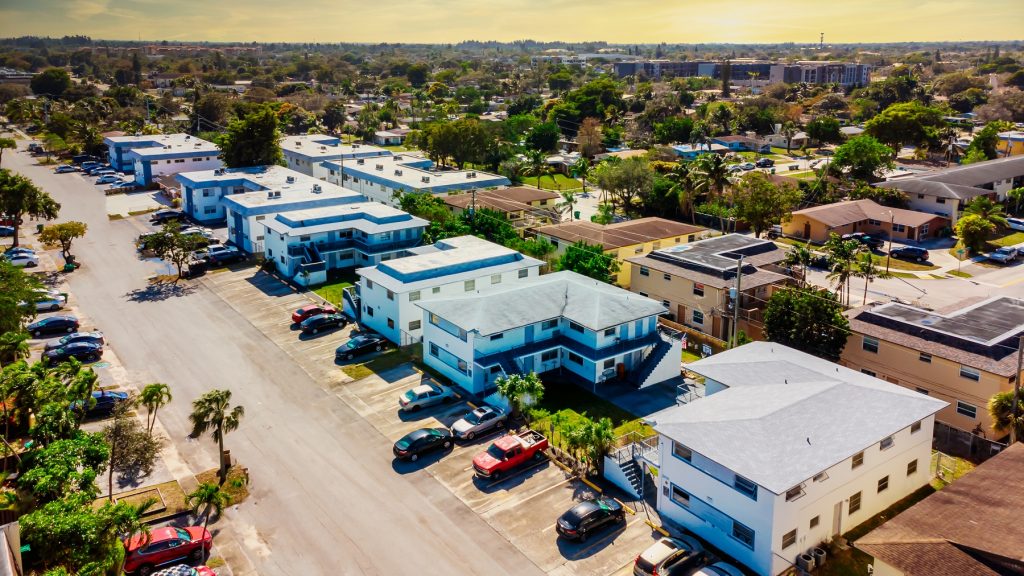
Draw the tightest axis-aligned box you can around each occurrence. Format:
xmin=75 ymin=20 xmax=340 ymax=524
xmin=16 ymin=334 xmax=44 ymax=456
xmin=286 ymin=236 xmax=421 ymax=257
xmin=474 ymin=331 xmax=662 ymax=369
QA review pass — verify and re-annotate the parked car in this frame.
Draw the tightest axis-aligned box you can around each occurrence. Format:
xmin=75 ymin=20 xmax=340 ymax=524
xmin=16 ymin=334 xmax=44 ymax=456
xmin=3 ymin=252 xmax=38 ymax=267
xmin=112 ymin=181 xmax=138 ymax=190
xmin=1015 ymin=243 xmax=1024 ymax=258
xmin=45 ymin=331 xmax=105 ymax=351
xmin=27 ymin=315 xmax=79 ymax=337
xmin=71 ymin=390 xmax=129 ymax=418
xmin=1006 ymin=217 xmax=1024 ymax=232
xmin=392 ymin=427 xmax=454 ymax=461
xmin=150 ymin=209 xmax=186 ymax=225
xmin=54 ymin=164 xmax=79 ymax=173
xmin=472 ymin=429 xmax=548 ymax=480
xmin=739 ymin=162 xmax=756 ymax=171
xmin=755 ymin=158 xmax=774 ymax=168
xmin=291 ymin=304 xmax=338 ymax=324
xmin=151 ymin=565 xmax=216 ymax=576
xmin=988 ymin=246 xmax=1018 ymax=264
xmin=634 ymin=536 xmax=706 ymax=576
xmin=335 ymin=333 xmax=389 ymax=361
xmin=123 ymin=526 xmax=212 ymax=576
xmin=841 ymin=232 xmax=884 ymax=250
xmin=689 ymin=562 xmax=745 ymax=576
xmin=95 ymin=174 xmax=122 ymax=185
xmin=556 ymin=496 xmax=625 ymax=542
xmin=299 ymin=313 xmax=349 ymax=335
xmin=398 ymin=382 xmax=456 ymax=412
xmin=727 ymin=164 xmax=744 ymax=173
xmin=30 ymin=289 xmax=67 ymax=311
xmin=4 ymin=246 xmax=33 ymax=257
xmin=889 ymin=246 xmax=930 ymax=262
xmin=204 ymin=245 xmax=245 ymax=266
xmin=89 ymin=167 xmax=116 ymax=177
xmin=44 ymin=341 xmax=103 ymax=364
xmin=0 ymin=225 xmax=14 ymax=236
xmin=450 ymin=405 xmax=507 ymax=440
xmin=766 ymin=224 xmax=783 ymax=239
xmin=72 ymin=154 xmax=101 ymax=165
xmin=80 ymin=161 xmax=103 ymax=171
xmin=179 ymin=227 xmax=215 ymax=241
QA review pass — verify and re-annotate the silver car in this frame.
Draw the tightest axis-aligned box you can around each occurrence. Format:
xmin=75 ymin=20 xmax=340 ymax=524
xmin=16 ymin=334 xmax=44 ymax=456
xmin=451 ymin=405 xmax=507 ymax=440
xmin=32 ymin=289 xmax=66 ymax=311
xmin=634 ymin=536 xmax=705 ymax=576
xmin=398 ymin=382 xmax=456 ymax=412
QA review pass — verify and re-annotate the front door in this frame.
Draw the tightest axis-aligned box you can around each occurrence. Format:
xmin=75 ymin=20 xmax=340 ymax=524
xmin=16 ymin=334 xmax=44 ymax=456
xmin=832 ymin=501 xmax=843 ymax=537
xmin=803 ymin=222 xmax=811 ymax=239
xmin=525 ymin=324 xmax=535 ymax=345
xmin=522 ymin=355 xmax=534 ymax=373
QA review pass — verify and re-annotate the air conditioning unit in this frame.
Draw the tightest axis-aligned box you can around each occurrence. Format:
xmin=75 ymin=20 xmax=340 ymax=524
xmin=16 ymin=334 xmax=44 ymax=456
xmin=395 ymin=170 xmax=403 ymax=176
xmin=421 ymin=176 xmax=430 ymax=184
xmin=295 ymin=141 xmax=302 ymax=146
xmin=796 ymin=553 xmax=816 ymax=572
xmin=286 ymin=176 xmax=296 ymax=183
xmin=274 ymin=191 xmax=281 ymax=198
xmin=312 ymin=184 xmax=322 ymax=193
xmin=376 ymin=164 xmax=383 ymax=171
xmin=467 ymin=172 xmax=477 ymax=179
xmin=353 ymin=144 xmax=360 ymax=149
xmin=357 ymin=159 xmax=365 ymax=165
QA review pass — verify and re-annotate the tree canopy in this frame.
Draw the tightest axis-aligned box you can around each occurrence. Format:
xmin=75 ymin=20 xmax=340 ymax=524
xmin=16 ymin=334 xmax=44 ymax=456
xmin=830 ymin=136 xmax=894 ymax=181
xmin=730 ymin=171 xmax=802 ymax=238
xmin=763 ymin=286 xmax=850 ymax=360
xmin=219 ymin=105 xmax=283 ymax=168
xmin=555 ymin=241 xmax=619 ymax=284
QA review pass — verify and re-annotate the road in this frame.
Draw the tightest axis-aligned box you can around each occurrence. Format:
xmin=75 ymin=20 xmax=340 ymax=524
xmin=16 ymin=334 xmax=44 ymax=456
xmin=4 ymin=143 xmax=544 ymax=576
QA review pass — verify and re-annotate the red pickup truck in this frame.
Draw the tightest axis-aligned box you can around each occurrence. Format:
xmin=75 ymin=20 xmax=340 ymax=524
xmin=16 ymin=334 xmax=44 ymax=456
xmin=472 ymin=430 xmax=549 ymax=480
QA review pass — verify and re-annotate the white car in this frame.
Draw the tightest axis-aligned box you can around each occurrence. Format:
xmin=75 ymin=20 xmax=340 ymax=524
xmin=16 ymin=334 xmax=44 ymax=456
xmin=693 ymin=562 xmax=745 ymax=576
xmin=1007 ymin=217 xmax=1024 ymax=232
xmin=31 ymin=289 xmax=66 ymax=311
xmin=398 ymin=382 xmax=456 ymax=412
xmin=450 ymin=405 xmax=507 ymax=440
xmin=633 ymin=536 xmax=705 ymax=576
xmin=4 ymin=252 xmax=39 ymax=268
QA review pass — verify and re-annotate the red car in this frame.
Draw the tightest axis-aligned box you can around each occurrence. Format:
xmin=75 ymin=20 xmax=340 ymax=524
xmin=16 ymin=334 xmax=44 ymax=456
xmin=292 ymin=304 xmax=338 ymax=324
xmin=123 ymin=526 xmax=212 ymax=576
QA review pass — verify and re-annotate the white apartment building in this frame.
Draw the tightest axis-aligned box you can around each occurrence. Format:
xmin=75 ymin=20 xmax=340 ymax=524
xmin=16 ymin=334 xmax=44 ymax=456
xmin=645 ymin=342 xmax=946 ymax=576
xmin=104 ymin=134 xmax=222 ymax=185
xmin=280 ymin=134 xmax=391 ymax=181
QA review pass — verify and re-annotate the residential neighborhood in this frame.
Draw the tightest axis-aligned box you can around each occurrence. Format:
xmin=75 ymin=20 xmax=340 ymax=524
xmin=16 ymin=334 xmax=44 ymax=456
xmin=1 ymin=11 xmax=1024 ymax=576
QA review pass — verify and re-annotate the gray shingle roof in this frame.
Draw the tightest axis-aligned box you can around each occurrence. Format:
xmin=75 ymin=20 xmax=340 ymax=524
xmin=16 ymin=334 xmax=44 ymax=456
xmin=876 ymin=155 xmax=1024 ymax=199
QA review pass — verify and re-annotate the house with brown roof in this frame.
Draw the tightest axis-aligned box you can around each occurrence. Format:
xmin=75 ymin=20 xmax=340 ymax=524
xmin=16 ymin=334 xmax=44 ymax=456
xmin=841 ymin=296 xmax=1024 ymax=438
xmin=855 ymin=442 xmax=1024 ymax=576
xmin=783 ymin=199 xmax=948 ymax=244
xmin=444 ymin=187 xmax=560 ymax=231
xmin=533 ymin=218 xmax=710 ymax=287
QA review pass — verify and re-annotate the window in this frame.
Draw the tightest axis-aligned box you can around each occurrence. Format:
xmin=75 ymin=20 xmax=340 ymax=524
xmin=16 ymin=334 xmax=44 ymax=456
xmin=785 ymin=485 xmax=804 ymax=502
xmin=542 ymin=319 xmax=559 ymax=330
xmin=464 ymin=280 xmax=475 ymax=291
xmin=849 ymin=491 xmax=862 ymax=514
xmin=733 ymin=475 xmax=758 ymax=500
xmin=255 ymin=215 xmax=266 ymax=221
xmin=663 ymin=273 xmax=671 ymax=281
xmin=202 ymin=190 xmax=212 ymax=197
xmin=432 ymin=287 xmax=440 ymax=294
xmin=490 ymin=333 xmax=504 ymax=341
xmin=693 ymin=283 xmax=705 ymax=297
xmin=409 ymin=291 xmax=421 ymax=302
xmin=670 ymin=485 xmax=690 ymax=507
xmin=365 ymin=307 xmax=374 ymax=317
xmin=300 ymin=235 xmax=310 ymax=242
xmin=639 ymin=266 xmax=650 ymax=277
xmin=810 ymin=516 xmax=820 ymax=529
xmin=639 ymin=292 xmax=648 ymax=297
xmin=634 ymin=246 xmax=643 ymax=254
xmin=569 ymin=321 xmax=584 ymax=333
xmin=910 ymin=420 xmax=921 ymax=434
xmin=692 ymin=310 xmax=704 ymax=325
xmin=366 ymin=279 xmax=374 ymax=289
xmin=892 ymin=223 xmax=906 ymax=233
xmin=731 ymin=521 xmax=755 ymax=549
xmin=662 ymin=300 xmax=670 ymax=308
xmin=408 ymin=320 xmax=421 ymax=331
xmin=880 ymin=436 xmax=894 ymax=451
xmin=603 ymin=358 xmax=615 ymax=369
xmin=387 ymin=318 xmax=395 ymax=329
xmin=604 ymin=328 xmax=616 ymax=337
xmin=959 ymin=366 xmax=980 ymax=381
xmin=915 ymin=387 xmax=930 ymax=395
xmin=782 ymin=529 xmax=797 ymax=549
xmin=429 ymin=343 xmax=439 ymax=357
xmin=672 ymin=441 xmax=692 ymax=462
xmin=204 ymin=207 xmax=216 ymax=215
xmin=852 ymin=451 xmax=864 ymax=469
xmin=861 ymin=369 xmax=876 ymax=377
xmin=919 ymin=352 xmax=931 ymax=363
xmin=541 ymin=350 xmax=558 ymax=362
xmin=921 ymin=223 xmax=929 ymax=235
xmin=907 ymin=459 xmax=918 ymax=476
xmin=567 ymin=352 xmax=583 ymax=364
xmin=862 ymin=336 xmax=879 ymax=353
xmin=813 ymin=471 xmax=828 ymax=483
xmin=936 ymin=197 xmax=946 ymax=204
xmin=956 ymin=401 xmax=977 ymax=419
xmin=491 ymin=274 xmax=502 ymax=285
xmin=490 ymin=365 xmax=502 ymax=374
xmin=877 ymin=475 xmax=889 ymax=493
xmin=386 ymin=290 xmax=394 ymax=301
xmin=518 ymin=269 xmax=529 ymax=279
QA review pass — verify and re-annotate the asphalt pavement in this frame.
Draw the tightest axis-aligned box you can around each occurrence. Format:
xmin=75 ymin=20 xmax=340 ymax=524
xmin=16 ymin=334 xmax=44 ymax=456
xmin=4 ymin=141 xmax=544 ymax=576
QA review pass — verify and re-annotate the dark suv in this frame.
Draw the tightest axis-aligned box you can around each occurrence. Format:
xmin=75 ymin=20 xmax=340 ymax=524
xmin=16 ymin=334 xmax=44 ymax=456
xmin=842 ymin=232 xmax=885 ymax=250
xmin=889 ymin=246 xmax=929 ymax=262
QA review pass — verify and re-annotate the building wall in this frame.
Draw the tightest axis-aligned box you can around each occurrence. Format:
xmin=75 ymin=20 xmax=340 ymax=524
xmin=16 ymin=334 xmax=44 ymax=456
xmin=264 ymin=225 xmax=423 ymax=283
xmin=840 ymin=333 xmax=1010 ymax=435
xmin=538 ymin=233 xmax=706 ymax=288
xmin=996 ymin=136 xmax=1024 ymax=157
xmin=904 ymin=194 xmax=962 ymax=223
xmin=782 ymin=214 xmax=944 ymax=244
xmin=134 ymin=154 xmax=222 ymax=186
xmin=422 ymin=316 xmax=476 ymax=389
xmin=184 ymin=183 xmax=237 ymax=223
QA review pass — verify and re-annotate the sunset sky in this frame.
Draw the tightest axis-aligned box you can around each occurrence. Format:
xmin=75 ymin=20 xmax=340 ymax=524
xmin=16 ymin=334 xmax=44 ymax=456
xmin=0 ymin=0 xmax=1021 ymax=44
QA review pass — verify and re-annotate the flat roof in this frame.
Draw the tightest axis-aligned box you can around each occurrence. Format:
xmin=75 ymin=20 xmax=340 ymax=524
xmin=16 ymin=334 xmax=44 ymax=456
xmin=261 ymin=202 xmax=427 ymax=236
xmin=648 ymin=342 xmax=946 ymax=494
xmin=534 ymin=218 xmax=707 ymax=250
xmin=104 ymin=133 xmax=220 ymax=159
xmin=329 ymin=154 xmax=510 ymax=192
xmin=628 ymin=234 xmax=790 ymax=289
xmin=280 ymin=135 xmax=390 ymax=161
xmin=177 ymin=165 xmax=358 ymax=196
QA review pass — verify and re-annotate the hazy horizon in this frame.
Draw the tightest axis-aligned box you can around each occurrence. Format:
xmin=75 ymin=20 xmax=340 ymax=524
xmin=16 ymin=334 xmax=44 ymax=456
xmin=1 ymin=0 xmax=1022 ymax=45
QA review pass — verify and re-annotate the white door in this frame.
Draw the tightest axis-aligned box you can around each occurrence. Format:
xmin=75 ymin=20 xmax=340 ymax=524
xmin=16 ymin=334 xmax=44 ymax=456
xmin=832 ymin=501 xmax=843 ymax=537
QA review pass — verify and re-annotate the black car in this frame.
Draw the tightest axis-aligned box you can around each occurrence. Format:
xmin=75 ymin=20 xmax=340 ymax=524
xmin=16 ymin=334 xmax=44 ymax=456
xmin=45 ymin=331 xmax=105 ymax=351
xmin=27 ymin=315 xmax=80 ymax=338
xmin=841 ymin=232 xmax=885 ymax=250
xmin=71 ymin=391 xmax=129 ymax=418
xmin=556 ymin=496 xmax=625 ymax=542
xmin=300 ymin=313 xmax=349 ymax=335
xmin=206 ymin=247 xmax=245 ymax=266
xmin=150 ymin=210 xmax=185 ymax=225
xmin=889 ymin=246 xmax=930 ymax=262
xmin=755 ymin=158 xmax=774 ymax=168
xmin=392 ymin=428 xmax=453 ymax=461
xmin=43 ymin=342 xmax=103 ymax=365
xmin=335 ymin=333 xmax=389 ymax=361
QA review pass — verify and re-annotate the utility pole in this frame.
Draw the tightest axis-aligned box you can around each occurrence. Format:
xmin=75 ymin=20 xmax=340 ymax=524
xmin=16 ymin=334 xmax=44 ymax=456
xmin=885 ymin=212 xmax=894 ymax=274
xmin=1011 ymin=334 xmax=1023 ymax=444
xmin=732 ymin=256 xmax=743 ymax=347
xmin=470 ymin=188 xmax=477 ymax=231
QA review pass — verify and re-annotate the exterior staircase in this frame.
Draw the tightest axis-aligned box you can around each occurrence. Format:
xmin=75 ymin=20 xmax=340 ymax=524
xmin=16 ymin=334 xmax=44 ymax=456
xmin=630 ymin=331 xmax=683 ymax=388
xmin=620 ymin=458 xmax=645 ymax=497
xmin=342 ymin=286 xmax=361 ymax=321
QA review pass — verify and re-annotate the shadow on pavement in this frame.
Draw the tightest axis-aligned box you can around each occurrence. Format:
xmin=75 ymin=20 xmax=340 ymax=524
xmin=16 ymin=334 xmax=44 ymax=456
xmin=125 ymin=280 xmax=197 ymax=302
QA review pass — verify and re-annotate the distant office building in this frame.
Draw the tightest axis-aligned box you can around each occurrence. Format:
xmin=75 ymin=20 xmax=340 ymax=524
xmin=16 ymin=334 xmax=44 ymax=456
xmin=769 ymin=62 xmax=871 ymax=87
xmin=614 ymin=60 xmax=772 ymax=80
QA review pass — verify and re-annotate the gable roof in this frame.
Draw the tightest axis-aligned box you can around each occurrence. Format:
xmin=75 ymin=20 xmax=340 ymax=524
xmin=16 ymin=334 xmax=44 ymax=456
xmin=856 ymin=443 xmax=1024 ymax=576
xmin=791 ymin=199 xmax=944 ymax=228
xmin=534 ymin=218 xmax=706 ymax=250
xmin=876 ymin=155 xmax=1024 ymax=199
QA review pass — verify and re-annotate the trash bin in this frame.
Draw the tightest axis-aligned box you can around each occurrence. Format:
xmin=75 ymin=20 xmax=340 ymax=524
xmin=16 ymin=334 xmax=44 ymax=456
xmin=574 ymin=211 xmax=581 ymax=220
xmin=36 ymin=224 xmax=44 ymax=233
xmin=770 ymin=167 xmax=776 ymax=174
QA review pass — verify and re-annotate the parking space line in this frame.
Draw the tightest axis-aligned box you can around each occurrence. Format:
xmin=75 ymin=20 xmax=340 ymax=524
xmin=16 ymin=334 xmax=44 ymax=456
xmin=564 ymin=517 xmax=643 ymax=561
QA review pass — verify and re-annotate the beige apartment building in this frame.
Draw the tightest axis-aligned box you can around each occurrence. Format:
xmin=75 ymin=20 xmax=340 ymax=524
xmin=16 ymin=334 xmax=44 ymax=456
xmin=842 ymin=297 xmax=1023 ymax=440
xmin=626 ymin=234 xmax=792 ymax=341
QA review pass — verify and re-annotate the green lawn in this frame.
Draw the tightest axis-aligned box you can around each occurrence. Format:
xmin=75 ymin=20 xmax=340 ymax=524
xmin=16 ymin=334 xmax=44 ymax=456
xmin=867 ymin=253 xmax=938 ymax=272
xmin=790 ymin=171 xmax=819 ymax=180
xmin=311 ymin=269 xmax=359 ymax=305
xmin=530 ymin=173 xmax=583 ymax=192
xmin=988 ymin=230 xmax=1024 ymax=247
xmin=947 ymin=270 xmax=972 ymax=278
xmin=379 ymin=143 xmax=417 ymax=153
xmin=528 ymin=377 xmax=652 ymax=451
xmin=681 ymin=349 xmax=702 ymax=364
xmin=949 ymin=230 xmax=1024 ymax=260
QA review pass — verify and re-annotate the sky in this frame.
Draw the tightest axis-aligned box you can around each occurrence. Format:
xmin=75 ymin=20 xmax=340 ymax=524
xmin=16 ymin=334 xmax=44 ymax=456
xmin=0 ymin=0 xmax=1021 ymax=44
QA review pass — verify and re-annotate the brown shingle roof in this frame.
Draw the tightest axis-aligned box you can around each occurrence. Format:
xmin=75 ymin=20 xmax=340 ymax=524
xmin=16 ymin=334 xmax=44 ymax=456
xmin=856 ymin=443 xmax=1024 ymax=575
xmin=792 ymin=199 xmax=944 ymax=228
xmin=534 ymin=218 xmax=706 ymax=250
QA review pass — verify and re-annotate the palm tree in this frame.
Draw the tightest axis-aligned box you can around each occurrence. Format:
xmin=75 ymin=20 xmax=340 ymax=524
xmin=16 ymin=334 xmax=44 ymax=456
xmin=556 ymin=190 xmax=577 ymax=221
xmin=1008 ymin=187 xmax=1024 ymax=216
xmin=667 ymin=164 xmax=698 ymax=223
xmin=140 ymin=383 xmax=172 ymax=436
xmin=783 ymin=243 xmax=814 ymax=287
xmin=189 ymin=389 xmax=245 ymax=484
xmin=781 ymin=121 xmax=799 ymax=155
xmin=524 ymin=149 xmax=549 ymax=189
xmin=853 ymin=252 xmax=892 ymax=306
xmin=710 ymin=105 xmax=734 ymax=136
xmin=988 ymin=389 xmax=1024 ymax=441
xmin=108 ymin=497 xmax=157 ymax=575
xmin=0 ymin=331 xmax=29 ymax=366
xmin=963 ymin=197 xmax=1009 ymax=229
xmin=583 ymin=417 xmax=615 ymax=475
xmin=824 ymin=234 xmax=862 ymax=306
xmin=494 ymin=372 xmax=545 ymax=424
xmin=693 ymin=153 xmax=733 ymax=230
xmin=187 ymin=482 xmax=232 ymax=533
xmin=571 ymin=157 xmax=591 ymax=196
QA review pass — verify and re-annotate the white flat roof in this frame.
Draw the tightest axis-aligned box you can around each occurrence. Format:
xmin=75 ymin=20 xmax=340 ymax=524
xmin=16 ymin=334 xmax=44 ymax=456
xmin=331 ymin=154 xmax=510 ymax=191
xmin=107 ymin=133 xmax=219 ymax=158
xmin=177 ymin=165 xmax=357 ymax=195
xmin=649 ymin=342 xmax=947 ymax=494
xmin=261 ymin=202 xmax=427 ymax=236
xmin=280 ymin=134 xmax=390 ymax=160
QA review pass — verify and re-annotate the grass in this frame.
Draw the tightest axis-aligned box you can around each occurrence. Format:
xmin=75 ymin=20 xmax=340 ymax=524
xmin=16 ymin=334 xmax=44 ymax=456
xmin=311 ymin=269 xmax=359 ymax=305
xmin=528 ymin=377 xmax=652 ymax=451
xmin=340 ymin=347 xmax=415 ymax=380
xmin=108 ymin=214 xmax=125 ymax=221
xmin=947 ymin=269 xmax=972 ymax=278
xmin=930 ymin=451 xmax=975 ymax=489
xmin=988 ymin=230 xmax=1024 ymax=247
xmin=195 ymin=465 xmax=251 ymax=506
xmin=867 ymin=253 xmax=938 ymax=272
xmin=100 ymin=480 xmax=189 ymax=523
xmin=950 ymin=230 xmax=1024 ymax=260
xmin=531 ymin=173 xmax=583 ymax=192
xmin=790 ymin=171 xmax=819 ymax=180
xmin=379 ymin=143 xmax=416 ymax=152
xmin=681 ymin=349 xmax=702 ymax=364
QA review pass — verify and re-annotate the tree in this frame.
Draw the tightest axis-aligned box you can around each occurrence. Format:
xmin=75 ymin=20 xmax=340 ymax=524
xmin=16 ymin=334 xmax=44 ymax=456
xmin=720 ymin=60 xmax=731 ymax=98
xmin=322 ymin=100 xmax=348 ymax=133
xmin=653 ymin=116 xmax=693 ymax=144
xmin=988 ymin=389 xmax=1024 ymax=440
xmin=19 ymin=431 xmax=109 ymax=503
xmin=783 ymin=243 xmax=814 ymax=287
xmin=0 ymin=138 xmax=14 ymax=166
xmin=30 ymin=68 xmax=72 ymax=98
xmin=494 ymin=372 xmax=544 ymax=422
xmin=103 ymin=398 xmax=163 ymax=501
xmin=525 ymin=121 xmax=561 ymax=153
xmin=763 ymin=286 xmax=850 ymax=360
xmin=556 ymin=190 xmax=577 ymax=221
xmin=39 ymin=221 xmax=87 ymax=262
xmin=406 ymin=63 xmax=430 ymax=88
xmin=188 ymin=482 xmax=232 ymax=533
xmin=571 ymin=157 xmax=592 ymax=197
xmin=806 ymin=116 xmax=842 ymax=144
xmin=963 ymin=196 xmax=1009 ymax=229
xmin=847 ymin=181 xmax=908 ymax=208
xmin=853 ymin=252 xmax=891 ymax=305
xmin=138 ymin=223 xmax=203 ymax=280
xmin=0 ymin=169 xmax=61 ymax=247
xmin=0 ymin=259 xmax=45 ymax=334
xmin=864 ymin=101 xmax=945 ymax=150
xmin=954 ymin=212 xmax=998 ymax=253
xmin=830 ymin=136 xmax=895 ymax=181
xmin=189 ymin=389 xmax=245 ymax=484
xmin=780 ymin=121 xmax=799 ymax=155
xmin=0 ymin=330 xmax=29 ymax=366
xmin=965 ymin=121 xmax=1013 ymax=161
xmin=666 ymin=163 xmax=698 ymax=222
xmin=592 ymin=156 xmax=655 ymax=217
xmin=710 ymin=104 xmax=734 ymax=135
xmin=576 ymin=118 xmax=603 ymax=158
xmin=824 ymin=233 xmax=863 ymax=306
xmin=555 ymin=241 xmax=619 ymax=284
xmin=731 ymin=171 xmax=802 ymax=238
xmin=1008 ymin=186 xmax=1024 ymax=216
xmin=220 ymin=105 xmax=283 ymax=168
xmin=140 ymin=382 xmax=172 ymax=435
